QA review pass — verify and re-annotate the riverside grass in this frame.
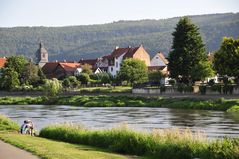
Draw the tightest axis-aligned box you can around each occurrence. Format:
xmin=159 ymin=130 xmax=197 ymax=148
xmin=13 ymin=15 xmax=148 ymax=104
xmin=0 ymin=95 xmax=239 ymax=111
xmin=39 ymin=124 xmax=239 ymax=159
xmin=0 ymin=115 xmax=133 ymax=159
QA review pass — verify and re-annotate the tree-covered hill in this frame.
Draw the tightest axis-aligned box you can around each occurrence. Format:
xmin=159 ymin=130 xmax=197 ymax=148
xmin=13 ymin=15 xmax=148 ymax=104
xmin=0 ymin=13 xmax=238 ymax=61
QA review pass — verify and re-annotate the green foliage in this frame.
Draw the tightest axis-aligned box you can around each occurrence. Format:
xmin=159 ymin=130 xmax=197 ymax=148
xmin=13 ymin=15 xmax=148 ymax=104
xmin=4 ymin=55 xmax=27 ymax=76
xmin=227 ymin=105 xmax=239 ymax=112
xmin=0 ymin=68 xmax=20 ymax=90
xmin=214 ymin=37 xmax=239 ymax=83
xmin=0 ymin=114 xmax=19 ymax=131
xmin=43 ymin=78 xmax=62 ymax=96
xmin=77 ymin=73 xmax=90 ymax=85
xmin=40 ymin=125 xmax=239 ymax=159
xmin=168 ymin=17 xmax=208 ymax=84
xmin=207 ymin=138 xmax=239 ymax=159
xmin=62 ymin=76 xmax=80 ymax=89
xmin=22 ymin=62 xmax=44 ymax=86
xmin=117 ymin=58 xmax=148 ymax=85
xmin=148 ymin=70 xmax=163 ymax=85
xmin=199 ymin=85 xmax=207 ymax=95
xmin=81 ymin=64 xmax=93 ymax=75
xmin=191 ymin=60 xmax=215 ymax=81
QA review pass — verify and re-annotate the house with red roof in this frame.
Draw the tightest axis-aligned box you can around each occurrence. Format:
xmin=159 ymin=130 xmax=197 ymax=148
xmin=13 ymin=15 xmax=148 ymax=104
xmin=42 ymin=62 xmax=81 ymax=79
xmin=106 ymin=45 xmax=150 ymax=76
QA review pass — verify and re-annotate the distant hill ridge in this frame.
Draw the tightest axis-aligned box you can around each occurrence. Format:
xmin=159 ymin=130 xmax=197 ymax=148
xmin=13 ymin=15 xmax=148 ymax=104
xmin=0 ymin=13 xmax=238 ymax=61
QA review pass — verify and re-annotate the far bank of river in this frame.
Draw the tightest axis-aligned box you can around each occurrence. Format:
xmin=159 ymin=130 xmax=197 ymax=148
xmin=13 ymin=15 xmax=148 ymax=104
xmin=0 ymin=95 xmax=238 ymax=112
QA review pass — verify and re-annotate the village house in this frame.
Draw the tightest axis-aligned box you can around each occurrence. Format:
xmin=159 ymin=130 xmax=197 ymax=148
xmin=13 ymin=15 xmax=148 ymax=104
xmin=42 ymin=62 xmax=81 ymax=79
xmin=105 ymin=45 xmax=150 ymax=76
xmin=149 ymin=52 xmax=169 ymax=75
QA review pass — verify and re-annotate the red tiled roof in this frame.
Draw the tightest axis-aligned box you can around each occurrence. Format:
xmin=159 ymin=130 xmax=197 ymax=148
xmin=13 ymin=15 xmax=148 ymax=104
xmin=58 ymin=63 xmax=81 ymax=72
xmin=0 ymin=58 xmax=7 ymax=68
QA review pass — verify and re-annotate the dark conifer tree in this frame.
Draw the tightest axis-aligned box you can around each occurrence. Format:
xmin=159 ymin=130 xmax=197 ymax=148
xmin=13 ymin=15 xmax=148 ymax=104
xmin=168 ymin=17 xmax=207 ymax=84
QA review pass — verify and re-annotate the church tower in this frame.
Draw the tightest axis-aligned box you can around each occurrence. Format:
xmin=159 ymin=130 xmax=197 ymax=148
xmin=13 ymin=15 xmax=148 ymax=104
xmin=35 ymin=42 xmax=48 ymax=67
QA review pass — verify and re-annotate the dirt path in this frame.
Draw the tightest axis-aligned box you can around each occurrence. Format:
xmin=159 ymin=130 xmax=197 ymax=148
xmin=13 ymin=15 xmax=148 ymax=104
xmin=0 ymin=140 xmax=40 ymax=159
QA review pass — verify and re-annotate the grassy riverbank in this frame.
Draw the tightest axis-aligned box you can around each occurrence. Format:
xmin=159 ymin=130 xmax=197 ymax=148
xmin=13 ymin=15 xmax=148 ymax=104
xmin=0 ymin=95 xmax=239 ymax=111
xmin=39 ymin=124 xmax=239 ymax=159
xmin=0 ymin=115 xmax=137 ymax=159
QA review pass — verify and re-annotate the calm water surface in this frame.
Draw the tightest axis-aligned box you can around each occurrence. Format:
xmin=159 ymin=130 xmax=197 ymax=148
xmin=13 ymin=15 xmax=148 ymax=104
xmin=0 ymin=105 xmax=238 ymax=138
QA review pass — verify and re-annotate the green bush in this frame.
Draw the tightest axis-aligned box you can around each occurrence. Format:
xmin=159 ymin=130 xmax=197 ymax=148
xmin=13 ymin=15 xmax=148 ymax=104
xmin=199 ymin=85 xmax=207 ymax=95
xmin=0 ymin=115 xmax=19 ymax=131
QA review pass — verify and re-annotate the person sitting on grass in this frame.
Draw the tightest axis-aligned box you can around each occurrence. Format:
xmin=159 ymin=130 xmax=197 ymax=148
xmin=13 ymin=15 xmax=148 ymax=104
xmin=20 ymin=120 xmax=35 ymax=136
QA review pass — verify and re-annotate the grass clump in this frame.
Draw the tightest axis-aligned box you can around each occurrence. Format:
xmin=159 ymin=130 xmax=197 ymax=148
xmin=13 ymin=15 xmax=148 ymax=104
xmin=38 ymin=123 xmax=239 ymax=159
xmin=0 ymin=114 xmax=19 ymax=131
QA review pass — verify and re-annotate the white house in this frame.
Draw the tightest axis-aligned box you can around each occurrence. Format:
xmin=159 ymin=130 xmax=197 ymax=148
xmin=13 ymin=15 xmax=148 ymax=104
xmin=150 ymin=52 xmax=169 ymax=67
xmin=107 ymin=45 xmax=151 ymax=76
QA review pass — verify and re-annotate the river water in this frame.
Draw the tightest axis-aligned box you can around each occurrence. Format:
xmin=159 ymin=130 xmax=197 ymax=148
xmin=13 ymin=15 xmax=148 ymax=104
xmin=0 ymin=105 xmax=238 ymax=138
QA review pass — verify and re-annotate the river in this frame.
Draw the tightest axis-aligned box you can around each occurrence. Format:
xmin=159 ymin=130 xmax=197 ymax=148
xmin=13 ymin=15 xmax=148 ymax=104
xmin=0 ymin=105 xmax=238 ymax=138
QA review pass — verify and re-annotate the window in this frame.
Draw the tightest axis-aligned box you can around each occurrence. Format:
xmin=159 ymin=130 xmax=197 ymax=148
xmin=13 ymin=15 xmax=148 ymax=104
xmin=116 ymin=62 xmax=118 ymax=68
xmin=111 ymin=67 xmax=113 ymax=72
xmin=156 ymin=56 xmax=159 ymax=59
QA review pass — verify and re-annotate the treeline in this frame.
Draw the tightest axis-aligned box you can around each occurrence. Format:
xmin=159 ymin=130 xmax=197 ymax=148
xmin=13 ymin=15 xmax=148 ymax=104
xmin=0 ymin=13 xmax=238 ymax=60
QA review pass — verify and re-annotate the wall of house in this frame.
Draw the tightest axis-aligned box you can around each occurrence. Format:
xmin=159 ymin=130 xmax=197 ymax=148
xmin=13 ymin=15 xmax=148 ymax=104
xmin=133 ymin=47 xmax=150 ymax=66
xmin=108 ymin=53 xmax=125 ymax=76
xmin=97 ymin=58 xmax=108 ymax=68
xmin=150 ymin=54 xmax=166 ymax=66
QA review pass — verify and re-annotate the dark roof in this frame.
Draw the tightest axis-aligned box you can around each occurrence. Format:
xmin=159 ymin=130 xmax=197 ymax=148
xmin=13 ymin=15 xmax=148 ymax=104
xmin=110 ymin=46 xmax=141 ymax=58
xmin=79 ymin=59 xmax=98 ymax=67
xmin=42 ymin=62 xmax=59 ymax=74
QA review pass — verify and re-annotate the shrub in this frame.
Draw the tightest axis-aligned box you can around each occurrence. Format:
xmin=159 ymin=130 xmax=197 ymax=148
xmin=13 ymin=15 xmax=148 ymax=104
xmin=199 ymin=85 xmax=207 ymax=95
xmin=0 ymin=114 xmax=19 ymax=131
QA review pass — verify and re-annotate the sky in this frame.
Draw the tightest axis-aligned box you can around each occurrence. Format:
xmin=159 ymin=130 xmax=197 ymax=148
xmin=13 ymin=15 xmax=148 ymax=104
xmin=0 ymin=0 xmax=239 ymax=27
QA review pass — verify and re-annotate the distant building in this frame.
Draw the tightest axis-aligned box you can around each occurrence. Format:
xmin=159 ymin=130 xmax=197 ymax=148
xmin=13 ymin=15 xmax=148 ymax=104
xmin=149 ymin=52 xmax=169 ymax=75
xmin=35 ymin=42 xmax=48 ymax=67
xmin=107 ymin=45 xmax=150 ymax=76
xmin=42 ymin=62 xmax=81 ymax=79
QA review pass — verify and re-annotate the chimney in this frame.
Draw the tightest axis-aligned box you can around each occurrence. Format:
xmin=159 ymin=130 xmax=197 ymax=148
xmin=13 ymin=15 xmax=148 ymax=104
xmin=55 ymin=60 xmax=58 ymax=62
xmin=63 ymin=59 xmax=66 ymax=62
xmin=115 ymin=46 xmax=119 ymax=50
xmin=128 ymin=45 xmax=131 ymax=48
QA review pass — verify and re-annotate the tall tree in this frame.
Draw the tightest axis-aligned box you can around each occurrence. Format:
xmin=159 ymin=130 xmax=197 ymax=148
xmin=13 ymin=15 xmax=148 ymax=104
xmin=168 ymin=17 xmax=208 ymax=84
xmin=117 ymin=58 xmax=148 ymax=85
xmin=4 ymin=56 xmax=27 ymax=76
xmin=214 ymin=37 xmax=239 ymax=81
xmin=0 ymin=68 xmax=20 ymax=90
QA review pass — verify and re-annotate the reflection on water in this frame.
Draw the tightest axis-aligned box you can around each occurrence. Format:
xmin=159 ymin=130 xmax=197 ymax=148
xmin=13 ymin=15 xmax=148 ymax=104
xmin=0 ymin=105 xmax=238 ymax=138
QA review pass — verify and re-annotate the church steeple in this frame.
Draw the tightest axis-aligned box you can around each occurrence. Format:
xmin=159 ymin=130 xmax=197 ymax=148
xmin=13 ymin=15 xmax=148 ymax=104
xmin=35 ymin=41 xmax=48 ymax=67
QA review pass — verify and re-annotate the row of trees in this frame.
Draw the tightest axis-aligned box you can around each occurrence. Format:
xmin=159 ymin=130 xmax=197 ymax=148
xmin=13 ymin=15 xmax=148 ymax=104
xmin=0 ymin=56 xmax=46 ymax=90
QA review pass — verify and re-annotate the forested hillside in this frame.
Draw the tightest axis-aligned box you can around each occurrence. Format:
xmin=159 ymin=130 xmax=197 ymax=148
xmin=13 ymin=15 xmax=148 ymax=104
xmin=0 ymin=13 xmax=238 ymax=61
